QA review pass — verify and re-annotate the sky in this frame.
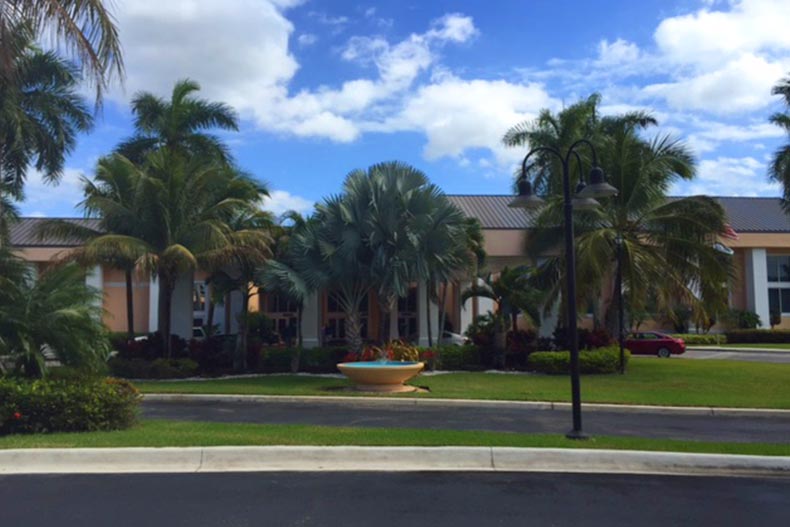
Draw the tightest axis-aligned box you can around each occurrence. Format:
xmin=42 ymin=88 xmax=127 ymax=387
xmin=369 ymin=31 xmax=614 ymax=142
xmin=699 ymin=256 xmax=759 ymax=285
xmin=20 ymin=0 xmax=790 ymax=217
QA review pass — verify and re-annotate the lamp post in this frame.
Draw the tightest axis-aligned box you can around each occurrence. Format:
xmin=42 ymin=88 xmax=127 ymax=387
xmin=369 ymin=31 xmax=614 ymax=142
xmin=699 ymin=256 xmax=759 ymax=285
xmin=615 ymin=233 xmax=625 ymax=374
xmin=508 ymin=140 xmax=617 ymax=440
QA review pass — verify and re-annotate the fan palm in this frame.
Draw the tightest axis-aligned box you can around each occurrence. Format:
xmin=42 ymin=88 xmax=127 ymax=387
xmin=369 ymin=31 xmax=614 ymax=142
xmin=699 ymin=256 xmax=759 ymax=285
xmin=117 ymin=79 xmax=239 ymax=165
xmin=505 ymin=95 xmax=732 ymax=332
xmin=769 ymin=75 xmax=790 ymax=208
xmin=0 ymin=249 xmax=109 ymax=378
xmin=462 ymin=265 xmax=544 ymax=333
xmin=0 ymin=0 xmax=123 ymax=103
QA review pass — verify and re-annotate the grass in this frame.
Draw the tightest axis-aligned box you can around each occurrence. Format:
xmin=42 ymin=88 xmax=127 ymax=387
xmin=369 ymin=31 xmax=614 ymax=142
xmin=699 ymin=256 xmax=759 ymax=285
xmin=135 ymin=358 xmax=790 ymax=409
xmin=1 ymin=420 xmax=789 ymax=456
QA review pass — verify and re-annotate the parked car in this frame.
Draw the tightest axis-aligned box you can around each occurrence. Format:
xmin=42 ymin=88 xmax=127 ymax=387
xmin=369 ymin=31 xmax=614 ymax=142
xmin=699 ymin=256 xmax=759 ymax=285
xmin=440 ymin=331 xmax=470 ymax=346
xmin=625 ymin=332 xmax=685 ymax=358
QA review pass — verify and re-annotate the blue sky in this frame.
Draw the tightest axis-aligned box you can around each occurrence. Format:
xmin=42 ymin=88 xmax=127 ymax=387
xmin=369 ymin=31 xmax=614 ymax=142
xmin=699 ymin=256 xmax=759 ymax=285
xmin=21 ymin=0 xmax=790 ymax=217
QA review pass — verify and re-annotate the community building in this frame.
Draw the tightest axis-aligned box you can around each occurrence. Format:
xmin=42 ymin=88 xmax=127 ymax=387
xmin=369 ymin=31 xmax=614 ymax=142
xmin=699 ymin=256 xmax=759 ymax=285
xmin=9 ymin=196 xmax=790 ymax=346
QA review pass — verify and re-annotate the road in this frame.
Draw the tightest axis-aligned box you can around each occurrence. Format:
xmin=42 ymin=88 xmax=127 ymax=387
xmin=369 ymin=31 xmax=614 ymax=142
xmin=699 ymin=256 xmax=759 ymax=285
xmin=142 ymin=399 xmax=790 ymax=443
xmin=1 ymin=471 xmax=788 ymax=526
xmin=683 ymin=349 xmax=790 ymax=363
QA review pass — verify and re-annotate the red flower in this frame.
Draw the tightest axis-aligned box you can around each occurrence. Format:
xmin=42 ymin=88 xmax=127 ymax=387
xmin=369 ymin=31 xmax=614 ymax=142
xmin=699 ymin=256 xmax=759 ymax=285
xmin=12 ymin=412 xmax=22 ymax=420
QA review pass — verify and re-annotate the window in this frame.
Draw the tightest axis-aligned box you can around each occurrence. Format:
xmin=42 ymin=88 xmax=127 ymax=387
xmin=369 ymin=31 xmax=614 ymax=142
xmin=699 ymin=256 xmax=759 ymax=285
xmin=768 ymin=288 xmax=790 ymax=315
xmin=398 ymin=286 xmax=418 ymax=338
xmin=767 ymin=256 xmax=790 ymax=283
xmin=262 ymin=293 xmax=298 ymax=342
xmin=193 ymin=282 xmax=207 ymax=312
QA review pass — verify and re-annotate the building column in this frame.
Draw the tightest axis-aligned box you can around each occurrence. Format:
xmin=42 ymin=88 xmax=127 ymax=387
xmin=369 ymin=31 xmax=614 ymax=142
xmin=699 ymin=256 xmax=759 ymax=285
xmin=85 ymin=265 xmax=103 ymax=309
xmin=301 ymin=292 xmax=320 ymax=348
xmin=148 ymin=276 xmax=159 ymax=333
xmin=745 ymin=248 xmax=770 ymax=328
xmin=417 ymin=281 xmax=440 ymax=347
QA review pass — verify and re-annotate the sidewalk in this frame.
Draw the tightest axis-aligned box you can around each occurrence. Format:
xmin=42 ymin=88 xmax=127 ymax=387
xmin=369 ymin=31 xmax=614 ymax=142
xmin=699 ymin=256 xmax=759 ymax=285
xmin=143 ymin=393 xmax=790 ymax=418
xmin=689 ymin=346 xmax=790 ymax=355
xmin=2 ymin=446 xmax=789 ymax=477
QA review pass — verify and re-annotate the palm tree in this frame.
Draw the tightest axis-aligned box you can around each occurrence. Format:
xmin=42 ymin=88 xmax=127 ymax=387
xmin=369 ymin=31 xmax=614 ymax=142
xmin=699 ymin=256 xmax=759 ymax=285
xmin=0 ymin=249 xmax=110 ymax=378
xmin=117 ymin=79 xmax=239 ymax=165
xmin=0 ymin=24 xmax=92 ymax=202
xmin=79 ymin=151 xmax=268 ymax=357
xmin=202 ymin=207 xmax=273 ymax=371
xmin=769 ymin=74 xmax=790 ymax=207
xmin=0 ymin=0 xmax=123 ymax=103
xmin=505 ymin=95 xmax=732 ymax=333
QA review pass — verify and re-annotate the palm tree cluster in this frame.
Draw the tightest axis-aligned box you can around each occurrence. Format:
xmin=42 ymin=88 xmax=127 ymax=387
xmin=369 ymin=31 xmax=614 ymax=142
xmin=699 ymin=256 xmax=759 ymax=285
xmin=770 ymin=75 xmax=790 ymax=206
xmin=263 ymin=162 xmax=483 ymax=355
xmin=42 ymin=80 xmax=271 ymax=360
xmin=504 ymin=94 xmax=733 ymax=333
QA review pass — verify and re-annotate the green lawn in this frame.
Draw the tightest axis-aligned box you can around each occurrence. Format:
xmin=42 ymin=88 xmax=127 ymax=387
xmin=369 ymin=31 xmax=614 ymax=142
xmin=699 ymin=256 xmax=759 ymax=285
xmin=135 ymin=358 xmax=790 ymax=409
xmin=2 ymin=420 xmax=789 ymax=456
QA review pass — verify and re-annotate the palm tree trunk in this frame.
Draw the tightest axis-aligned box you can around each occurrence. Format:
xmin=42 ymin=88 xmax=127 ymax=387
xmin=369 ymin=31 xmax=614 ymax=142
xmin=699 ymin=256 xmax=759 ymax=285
xmin=206 ymin=289 xmax=215 ymax=337
xmin=511 ymin=312 xmax=518 ymax=333
xmin=235 ymin=291 xmax=250 ymax=371
xmin=346 ymin=308 xmax=363 ymax=355
xmin=438 ymin=280 xmax=449 ymax=339
xmin=291 ymin=303 xmax=303 ymax=373
xmin=158 ymin=273 xmax=173 ymax=358
xmin=125 ymin=268 xmax=134 ymax=338
xmin=425 ymin=280 xmax=433 ymax=347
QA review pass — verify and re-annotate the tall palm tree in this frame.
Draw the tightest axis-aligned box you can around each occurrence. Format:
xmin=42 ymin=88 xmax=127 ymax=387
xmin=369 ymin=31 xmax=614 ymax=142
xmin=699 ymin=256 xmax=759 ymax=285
xmin=117 ymin=79 xmax=239 ymax=165
xmin=79 ymin=151 xmax=268 ymax=357
xmin=0 ymin=0 xmax=123 ymax=103
xmin=0 ymin=249 xmax=109 ymax=378
xmin=0 ymin=24 xmax=92 ymax=201
xmin=505 ymin=95 xmax=732 ymax=333
xmin=769 ymin=74 xmax=790 ymax=207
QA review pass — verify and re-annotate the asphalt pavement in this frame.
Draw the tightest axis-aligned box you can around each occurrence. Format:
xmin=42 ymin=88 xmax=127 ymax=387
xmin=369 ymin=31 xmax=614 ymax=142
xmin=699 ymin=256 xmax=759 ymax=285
xmin=683 ymin=349 xmax=790 ymax=363
xmin=142 ymin=399 xmax=790 ymax=443
xmin=2 ymin=471 xmax=788 ymax=526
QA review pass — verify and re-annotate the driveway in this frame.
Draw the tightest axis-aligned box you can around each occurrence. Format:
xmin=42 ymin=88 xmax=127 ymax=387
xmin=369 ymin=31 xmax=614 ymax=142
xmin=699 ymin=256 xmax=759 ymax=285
xmin=142 ymin=399 xmax=790 ymax=443
xmin=2 ymin=472 xmax=788 ymax=526
xmin=682 ymin=349 xmax=790 ymax=364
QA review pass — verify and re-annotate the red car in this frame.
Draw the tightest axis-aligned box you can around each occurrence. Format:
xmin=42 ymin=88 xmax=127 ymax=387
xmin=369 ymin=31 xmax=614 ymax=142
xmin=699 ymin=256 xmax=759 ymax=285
xmin=625 ymin=332 xmax=686 ymax=358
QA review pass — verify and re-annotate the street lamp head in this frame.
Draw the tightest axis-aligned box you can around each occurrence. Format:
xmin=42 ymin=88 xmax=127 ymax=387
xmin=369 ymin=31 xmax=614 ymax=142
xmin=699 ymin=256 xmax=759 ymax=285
xmin=572 ymin=182 xmax=601 ymax=210
xmin=508 ymin=178 xmax=546 ymax=210
xmin=576 ymin=166 xmax=618 ymax=199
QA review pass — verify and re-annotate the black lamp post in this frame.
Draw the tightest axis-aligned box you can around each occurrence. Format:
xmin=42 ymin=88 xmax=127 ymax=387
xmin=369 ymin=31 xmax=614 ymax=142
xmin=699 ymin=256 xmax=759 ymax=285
xmin=508 ymin=140 xmax=617 ymax=439
xmin=615 ymin=233 xmax=626 ymax=374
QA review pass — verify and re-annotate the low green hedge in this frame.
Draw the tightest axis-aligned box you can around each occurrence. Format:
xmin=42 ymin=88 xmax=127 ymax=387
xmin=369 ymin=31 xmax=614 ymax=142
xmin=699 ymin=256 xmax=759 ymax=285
xmin=671 ymin=333 xmax=727 ymax=345
xmin=527 ymin=347 xmax=628 ymax=375
xmin=0 ymin=377 xmax=140 ymax=435
xmin=108 ymin=357 xmax=199 ymax=379
xmin=724 ymin=330 xmax=790 ymax=344
xmin=432 ymin=344 xmax=482 ymax=371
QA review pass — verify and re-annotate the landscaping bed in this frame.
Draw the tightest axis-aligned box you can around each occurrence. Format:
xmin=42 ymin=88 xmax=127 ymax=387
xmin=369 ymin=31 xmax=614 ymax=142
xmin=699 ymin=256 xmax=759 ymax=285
xmin=135 ymin=358 xmax=790 ymax=409
xmin=1 ymin=419 xmax=788 ymax=456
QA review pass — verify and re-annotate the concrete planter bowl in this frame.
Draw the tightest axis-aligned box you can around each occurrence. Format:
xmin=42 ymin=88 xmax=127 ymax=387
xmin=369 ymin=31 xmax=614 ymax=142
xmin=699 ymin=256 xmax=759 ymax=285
xmin=337 ymin=361 xmax=425 ymax=393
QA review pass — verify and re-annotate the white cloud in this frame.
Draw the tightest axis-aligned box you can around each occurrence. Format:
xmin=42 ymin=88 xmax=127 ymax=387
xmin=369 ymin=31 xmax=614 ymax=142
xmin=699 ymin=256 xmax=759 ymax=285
xmin=597 ymin=38 xmax=640 ymax=64
xmin=297 ymin=33 xmax=317 ymax=46
xmin=425 ymin=13 xmax=478 ymax=43
xmin=680 ymin=156 xmax=780 ymax=196
xmin=262 ymin=190 xmax=314 ymax=216
xmin=19 ymin=168 xmax=87 ymax=217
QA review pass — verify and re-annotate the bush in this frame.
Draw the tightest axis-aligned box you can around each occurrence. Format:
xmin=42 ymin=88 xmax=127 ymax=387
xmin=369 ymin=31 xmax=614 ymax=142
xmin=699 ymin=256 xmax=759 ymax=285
xmin=722 ymin=309 xmax=762 ymax=330
xmin=433 ymin=344 xmax=481 ymax=371
xmin=108 ymin=357 xmax=199 ymax=379
xmin=724 ymin=330 xmax=790 ymax=344
xmin=527 ymin=346 xmax=628 ymax=375
xmin=188 ymin=335 xmax=236 ymax=374
xmin=0 ymin=377 xmax=140 ymax=435
xmin=507 ymin=330 xmax=536 ymax=354
xmin=112 ymin=332 xmax=188 ymax=360
xmin=671 ymin=333 xmax=726 ymax=345
xmin=552 ymin=327 xmax=612 ymax=350
xmin=259 ymin=347 xmax=294 ymax=373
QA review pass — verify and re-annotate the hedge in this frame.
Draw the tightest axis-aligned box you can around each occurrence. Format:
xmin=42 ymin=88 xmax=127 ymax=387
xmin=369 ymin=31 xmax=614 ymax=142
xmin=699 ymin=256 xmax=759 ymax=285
xmin=0 ymin=377 xmax=140 ymax=435
xmin=527 ymin=347 xmax=629 ymax=375
xmin=671 ymin=333 xmax=727 ymax=345
xmin=108 ymin=357 xmax=199 ymax=379
xmin=432 ymin=344 xmax=482 ymax=371
xmin=724 ymin=330 xmax=790 ymax=344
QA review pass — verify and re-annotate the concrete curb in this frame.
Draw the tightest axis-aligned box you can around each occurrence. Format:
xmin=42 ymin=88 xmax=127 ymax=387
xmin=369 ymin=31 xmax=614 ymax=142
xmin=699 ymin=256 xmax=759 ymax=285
xmin=142 ymin=393 xmax=790 ymax=418
xmin=689 ymin=346 xmax=790 ymax=356
xmin=1 ymin=446 xmax=789 ymax=477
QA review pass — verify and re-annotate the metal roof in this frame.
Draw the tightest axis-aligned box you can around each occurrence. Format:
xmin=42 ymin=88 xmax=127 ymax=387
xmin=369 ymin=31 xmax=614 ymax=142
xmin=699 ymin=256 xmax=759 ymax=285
xmin=447 ymin=195 xmax=790 ymax=233
xmin=9 ymin=217 xmax=101 ymax=247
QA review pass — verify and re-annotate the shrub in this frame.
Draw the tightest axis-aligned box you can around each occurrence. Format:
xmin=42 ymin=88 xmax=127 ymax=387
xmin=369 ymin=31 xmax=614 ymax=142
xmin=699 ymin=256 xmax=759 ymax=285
xmin=507 ymin=330 xmax=536 ymax=354
xmin=188 ymin=335 xmax=235 ymax=374
xmin=527 ymin=346 xmax=628 ymax=375
xmin=108 ymin=357 xmax=199 ymax=379
xmin=112 ymin=332 xmax=188 ymax=360
xmin=433 ymin=344 xmax=481 ymax=371
xmin=299 ymin=347 xmax=347 ymax=373
xmin=246 ymin=312 xmax=280 ymax=345
xmin=722 ymin=309 xmax=762 ymax=330
xmin=671 ymin=333 xmax=726 ymax=345
xmin=259 ymin=347 xmax=295 ymax=373
xmin=724 ymin=330 xmax=790 ymax=344
xmin=0 ymin=377 xmax=140 ymax=435
xmin=552 ymin=327 xmax=612 ymax=350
